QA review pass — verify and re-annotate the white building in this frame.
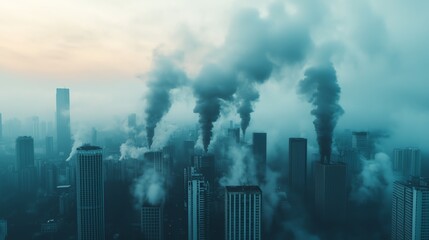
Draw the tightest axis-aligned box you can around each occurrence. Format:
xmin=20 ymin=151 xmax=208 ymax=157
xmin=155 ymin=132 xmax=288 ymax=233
xmin=225 ymin=186 xmax=262 ymax=240
xmin=76 ymin=145 xmax=105 ymax=240
xmin=392 ymin=178 xmax=429 ymax=240
xmin=188 ymin=168 xmax=210 ymax=240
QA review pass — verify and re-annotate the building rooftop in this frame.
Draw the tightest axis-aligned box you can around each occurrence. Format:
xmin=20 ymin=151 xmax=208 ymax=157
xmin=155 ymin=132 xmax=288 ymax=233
xmin=226 ymin=185 xmax=262 ymax=193
xmin=77 ymin=144 xmax=102 ymax=151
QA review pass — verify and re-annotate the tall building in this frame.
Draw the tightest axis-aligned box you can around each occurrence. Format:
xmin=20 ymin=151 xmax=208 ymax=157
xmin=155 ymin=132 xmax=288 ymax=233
xmin=288 ymin=138 xmax=307 ymax=196
xmin=225 ymin=186 xmax=262 ymax=240
xmin=190 ymin=154 xmax=215 ymax=191
xmin=227 ymin=127 xmax=240 ymax=144
xmin=141 ymin=203 xmax=164 ymax=240
xmin=392 ymin=178 xmax=429 ymax=240
xmin=188 ymin=168 xmax=210 ymax=240
xmin=16 ymin=136 xmax=37 ymax=193
xmin=16 ymin=136 xmax=35 ymax=169
xmin=313 ymin=162 xmax=347 ymax=224
xmin=393 ymin=148 xmax=421 ymax=179
xmin=76 ymin=145 xmax=105 ymax=240
xmin=352 ymin=131 xmax=370 ymax=159
xmin=31 ymin=116 xmax=40 ymax=141
xmin=56 ymin=88 xmax=71 ymax=157
xmin=252 ymin=133 xmax=267 ymax=184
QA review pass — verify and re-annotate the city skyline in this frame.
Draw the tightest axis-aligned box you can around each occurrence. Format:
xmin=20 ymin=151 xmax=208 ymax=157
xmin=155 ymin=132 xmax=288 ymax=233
xmin=0 ymin=1 xmax=428 ymax=239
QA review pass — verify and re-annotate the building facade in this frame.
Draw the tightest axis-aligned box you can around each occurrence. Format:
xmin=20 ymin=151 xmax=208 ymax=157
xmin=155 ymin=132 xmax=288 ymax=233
xmin=225 ymin=186 xmax=262 ymax=240
xmin=76 ymin=145 xmax=105 ymax=240
xmin=187 ymin=169 xmax=210 ymax=240
xmin=56 ymin=88 xmax=71 ymax=157
xmin=252 ymin=133 xmax=267 ymax=184
xmin=288 ymin=138 xmax=307 ymax=196
xmin=392 ymin=178 xmax=429 ymax=240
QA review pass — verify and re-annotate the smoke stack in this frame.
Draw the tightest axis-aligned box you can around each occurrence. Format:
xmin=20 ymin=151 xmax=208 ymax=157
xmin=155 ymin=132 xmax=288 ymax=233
xmin=144 ymin=54 xmax=187 ymax=149
xmin=298 ymin=62 xmax=343 ymax=163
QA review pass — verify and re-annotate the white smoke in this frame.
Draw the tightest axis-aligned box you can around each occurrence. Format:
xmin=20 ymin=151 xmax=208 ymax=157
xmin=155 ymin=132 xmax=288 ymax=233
xmin=261 ymin=168 xmax=281 ymax=229
xmin=66 ymin=126 xmax=92 ymax=161
xmin=133 ymin=168 xmax=166 ymax=206
xmin=219 ymin=143 xmax=257 ymax=186
xmin=151 ymin=120 xmax=177 ymax=150
xmin=351 ymin=152 xmax=393 ymax=203
xmin=119 ymin=139 xmax=148 ymax=160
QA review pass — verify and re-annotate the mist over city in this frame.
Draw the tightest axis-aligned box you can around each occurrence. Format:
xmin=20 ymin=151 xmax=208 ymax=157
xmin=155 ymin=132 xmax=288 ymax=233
xmin=0 ymin=0 xmax=428 ymax=240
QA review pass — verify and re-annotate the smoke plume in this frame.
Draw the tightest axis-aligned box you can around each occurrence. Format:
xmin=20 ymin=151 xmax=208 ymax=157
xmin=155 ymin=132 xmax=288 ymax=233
xmin=66 ymin=126 xmax=92 ymax=161
xmin=298 ymin=62 xmax=343 ymax=163
xmin=194 ymin=8 xmax=311 ymax=151
xmin=144 ymin=53 xmax=187 ymax=148
xmin=133 ymin=168 xmax=166 ymax=206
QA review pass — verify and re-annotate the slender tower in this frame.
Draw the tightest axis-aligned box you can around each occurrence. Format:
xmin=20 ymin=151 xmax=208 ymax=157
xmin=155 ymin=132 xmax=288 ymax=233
xmin=76 ymin=145 xmax=105 ymax=240
xmin=56 ymin=88 xmax=71 ymax=157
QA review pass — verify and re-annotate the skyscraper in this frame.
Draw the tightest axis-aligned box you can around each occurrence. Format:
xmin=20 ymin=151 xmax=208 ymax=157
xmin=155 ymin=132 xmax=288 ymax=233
xmin=16 ymin=136 xmax=37 ymax=193
xmin=252 ymin=133 xmax=267 ymax=184
xmin=352 ymin=131 xmax=370 ymax=159
xmin=56 ymin=88 xmax=71 ymax=157
xmin=288 ymin=138 xmax=307 ymax=196
xmin=225 ymin=186 xmax=262 ymax=240
xmin=76 ymin=145 xmax=105 ymax=240
xmin=392 ymin=178 xmax=429 ymax=240
xmin=313 ymin=161 xmax=347 ymax=224
xmin=188 ymin=168 xmax=210 ymax=240
xmin=45 ymin=136 xmax=54 ymax=157
xmin=393 ymin=148 xmax=421 ymax=179
xmin=16 ymin=136 xmax=35 ymax=169
xmin=141 ymin=203 xmax=164 ymax=240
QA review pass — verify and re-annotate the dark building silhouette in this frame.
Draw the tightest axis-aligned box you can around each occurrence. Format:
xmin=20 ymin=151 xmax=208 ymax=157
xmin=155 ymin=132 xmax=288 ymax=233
xmin=352 ymin=131 xmax=370 ymax=159
xmin=393 ymin=148 xmax=421 ymax=179
xmin=225 ymin=186 xmax=262 ymax=240
xmin=252 ymin=133 xmax=267 ymax=184
xmin=313 ymin=161 xmax=347 ymax=225
xmin=56 ymin=88 xmax=71 ymax=157
xmin=288 ymin=138 xmax=307 ymax=197
xmin=227 ymin=127 xmax=240 ymax=144
xmin=76 ymin=145 xmax=105 ymax=240
xmin=392 ymin=177 xmax=429 ymax=240
xmin=16 ymin=136 xmax=37 ymax=193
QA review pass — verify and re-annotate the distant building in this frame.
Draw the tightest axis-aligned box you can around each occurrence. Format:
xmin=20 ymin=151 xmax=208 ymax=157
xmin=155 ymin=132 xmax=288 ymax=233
xmin=225 ymin=186 xmax=262 ymax=240
xmin=288 ymin=138 xmax=307 ymax=197
xmin=188 ymin=168 xmax=210 ymax=240
xmin=45 ymin=136 xmax=54 ymax=157
xmin=57 ymin=185 xmax=72 ymax=216
xmin=313 ymin=162 xmax=347 ymax=224
xmin=76 ymin=145 xmax=105 ymax=240
xmin=56 ymin=88 xmax=71 ymax=157
xmin=227 ymin=127 xmax=240 ymax=144
xmin=352 ymin=131 xmax=370 ymax=159
xmin=190 ymin=154 xmax=215 ymax=191
xmin=392 ymin=178 xmax=429 ymax=240
xmin=252 ymin=133 xmax=267 ymax=184
xmin=16 ymin=136 xmax=36 ymax=193
xmin=393 ymin=148 xmax=421 ymax=179
xmin=141 ymin=204 xmax=164 ymax=240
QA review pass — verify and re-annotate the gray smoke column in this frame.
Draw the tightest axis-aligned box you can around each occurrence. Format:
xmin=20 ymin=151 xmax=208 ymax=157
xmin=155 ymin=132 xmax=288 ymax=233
xmin=144 ymin=54 xmax=187 ymax=148
xmin=193 ymin=7 xmax=311 ymax=150
xmin=298 ymin=62 xmax=343 ymax=163
xmin=193 ymin=64 xmax=237 ymax=152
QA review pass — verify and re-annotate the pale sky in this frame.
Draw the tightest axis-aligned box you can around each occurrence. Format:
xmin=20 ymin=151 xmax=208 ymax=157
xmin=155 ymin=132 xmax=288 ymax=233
xmin=0 ymin=0 xmax=428 ymax=151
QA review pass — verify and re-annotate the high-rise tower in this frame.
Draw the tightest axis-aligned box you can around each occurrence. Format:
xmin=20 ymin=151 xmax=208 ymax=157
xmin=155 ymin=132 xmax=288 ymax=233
xmin=76 ymin=145 xmax=105 ymax=240
xmin=225 ymin=186 xmax=262 ymax=240
xmin=288 ymin=138 xmax=307 ymax=197
xmin=392 ymin=177 xmax=429 ymax=240
xmin=56 ymin=88 xmax=71 ymax=157
xmin=188 ymin=168 xmax=210 ymax=240
xmin=252 ymin=133 xmax=267 ymax=184
xmin=16 ymin=136 xmax=36 ymax=193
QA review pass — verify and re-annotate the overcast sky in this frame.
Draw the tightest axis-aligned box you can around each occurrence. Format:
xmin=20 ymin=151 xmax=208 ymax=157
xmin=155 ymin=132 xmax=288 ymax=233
xmin=0 ymin=0 xmax=428 ymax=152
